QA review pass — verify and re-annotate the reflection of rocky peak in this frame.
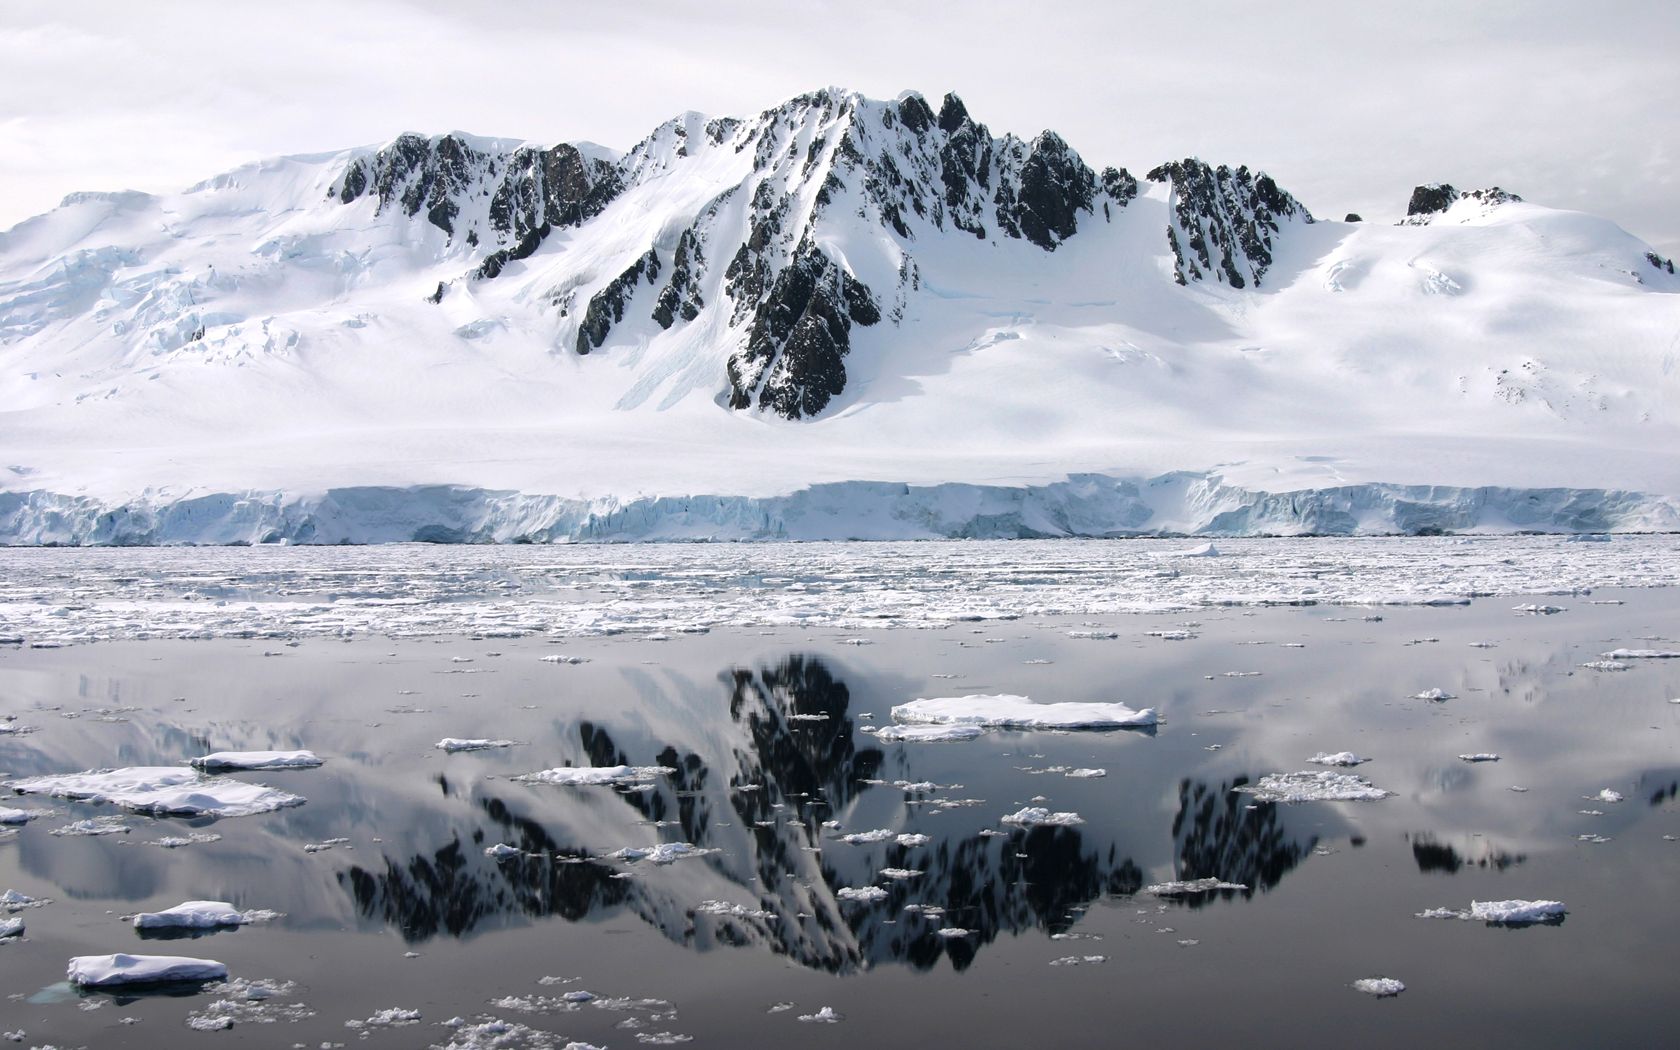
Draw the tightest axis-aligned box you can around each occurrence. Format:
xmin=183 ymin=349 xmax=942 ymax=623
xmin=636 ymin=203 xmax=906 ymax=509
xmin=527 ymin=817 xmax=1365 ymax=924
xmin=1169 ymin=776 xmax=1316 ymax=906
xmin=1408 ymin=832 xmax=1525 ymax=874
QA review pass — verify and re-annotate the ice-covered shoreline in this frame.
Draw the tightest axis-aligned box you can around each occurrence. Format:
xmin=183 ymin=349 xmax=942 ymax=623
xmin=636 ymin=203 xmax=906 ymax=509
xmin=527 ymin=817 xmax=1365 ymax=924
xmin=2 ymin=473 xmax=1677 ymax=546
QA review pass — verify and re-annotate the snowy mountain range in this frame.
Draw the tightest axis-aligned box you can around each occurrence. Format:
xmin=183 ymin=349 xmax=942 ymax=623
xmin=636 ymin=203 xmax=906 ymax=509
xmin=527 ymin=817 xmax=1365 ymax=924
xmin=3 ymin=87 xmax=1678 ymax=542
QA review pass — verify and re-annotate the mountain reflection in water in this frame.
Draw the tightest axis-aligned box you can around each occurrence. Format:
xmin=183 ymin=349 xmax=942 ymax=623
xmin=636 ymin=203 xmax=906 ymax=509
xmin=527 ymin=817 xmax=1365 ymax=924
xmin=342 ymin=654 xmax=1317 ymax=971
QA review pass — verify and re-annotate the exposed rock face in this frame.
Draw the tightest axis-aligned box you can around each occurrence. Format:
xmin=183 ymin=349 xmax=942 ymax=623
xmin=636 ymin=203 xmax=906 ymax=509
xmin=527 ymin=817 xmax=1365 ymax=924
xmin=726 ymin=244 xmax=880 ymax=419
xmin=1405 ymin=182 xmax=1459 ymax=221
xmin=652 ymin=229 xmax=706 ymax=329
xmin=1146 ymin=159 xmax=1312 ymax=288
xmin=576 ymin=248 xmax=660 ymax=355
xmin=1344 ymin=213 xmax=1363 ymax=223
xmin=1647 ymin=250 xmax=1676 ymax=275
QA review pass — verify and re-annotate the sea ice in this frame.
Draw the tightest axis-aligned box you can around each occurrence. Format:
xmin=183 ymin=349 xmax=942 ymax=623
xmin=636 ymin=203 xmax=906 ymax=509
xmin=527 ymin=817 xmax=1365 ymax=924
xmin=1143 ymin=878 xmax=1249 ymax=896
xmin=1353 ymin=977 xmax=1405 ymax=997
xmin=484 ymin=843 xmax=521 ymax=858
xmin=1469 ymin=899 xmax=1567 ymax=924
xmin=840 ymin=829 xmax=897 ymax=845
xmin=0 ymin=917 xmax=21 ymax=939
xmin=1 ymin=890 xmax=48 ymax=911
xmin=1411 ymin=688 xmax=1456 ymax=700
xmin=836 ymin=887 xmax=888 ymax=903
xmin=1578 ymin=660 xmax=1629 ymax=671
xmin=513 ymin=765 xmax=674 ymax=786
xmin=50 ymin=816 xmax=131 ymax=836
xmin=934 ymin=927 xmax=969 ymax=938
xmin=1065 ymin=768 xmax=1106 ymax=778
xmin=797 ymin=1007 xmax=842 ymax=1023
xmin=68 ymin=953 xmax=228 ymax=987
xmin=896 ymin=833 xmax=930 ymax=847
xmin=189 ymin=750 xmax=322 ymax=771
xmin=344 ymin=1007 xmax=421 ymax=1028
xmin=10 ymin=767 xmax=303 ymax=817
xmin=891 ymin=694 xmax=1157 ymax=730
xmin=1590 ymin=789 xmax=1624 ymax=803
xmin=1601 ymin=648 xmax=1680 ymax=659
xmin=436 ymin=738 xmax=518 ymax=752
xmin=132 ymin=900 xmax=276 ymax=930
xmin=1001 ymin=807 xmax=1084 ymax=827
xmin=610 ymin=843 xmax=717 ymax=864
xmin=868 ymin=724 xmax=985 ymax=742
xmin=1234 ymin=771 xmax=1394 ymax=803
xmin=1307 ymin=752 xmax=1369 ymax=767
xmin=0 ymin=807 xmax=42 ymax=825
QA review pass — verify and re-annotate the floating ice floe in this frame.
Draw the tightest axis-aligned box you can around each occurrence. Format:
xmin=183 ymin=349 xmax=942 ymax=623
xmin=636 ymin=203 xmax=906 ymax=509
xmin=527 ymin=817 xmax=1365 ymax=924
xmin=836 ymin=886 xmax=888 ymax=903
xmin=540 ymin=655 xmax=589 ymax=664
xmin=1578 ymin=660 xmax=1629 ymax=672
xmin=1459 ymin=753 xmax=1501 ymax=762
xmin=1143 ymin=878 xmax=1249 ymax=896
xmin=798 ymin=1007 xmax=842 ymax=1023
xmin=1146 ymin=630 xmax=1196 ymax=640
xmin=869 ymin=724 xmax=985 ymax=742
xmin=1470 ymin=899 xmax=1567 ymax=924
xmin=68 ymin=953 xmax=228 ymax=987
xmin=1049 ymin=955 xmax=1108 ymax=966
xmin=484 ymin=843 xmax=521 ymax=858
xmin=1601 ymin=648 xmax=1680 ymax=659
xmin=435 ymin=738 xmax=518 ymax=752
xmin=892 ymin=694 xmax=1157 ymax=730
xmin=513 ymin=765 xmax=674 ymax=786
xmin=149 ymin=832 xmax=222 ymax=848
xmin=1 ymin=890 xmax=48 ymax=911
xmin=840 ymin=829 xmax=897 ymax=845
xmin=0 ymin=807 xmax=42 ymax=825
xmin=896 ymin=833 xmax=930 ymax=847
xmin=1353 ymin=977 xmax=1405 ymax=997
xmin=0 ymin=916 xmax=22 ymax=939
xmin=1590 ymin=789 xmax=1624 ymax=803
xmin=189 ymin=750 xmax=322 ymax=771
xmin=879 ymin=868 xmax=922 ymax=880
xmin=934 ymin=927 xmax=969 ymax=938
xmin=50 ymin=816 xmax=131 ymax=836
xmin=610 ymin=843 xmax=717 ymax=865
xmin=1234 ymin=771 xmax=1394 ymax=803
xmin=344 ymin=1007 xmax=421 ymax=1029
xmin=1512 ymin=604 xmax=1566 ymax=614
xmin=1066 ymin=630 xmax=1119 ymax=640
xmin=132 ymin=900 xmax=278 ymax=930
xmin=1065 ymin=768 xmax=1106 ymax=779
xmin=695 ymin=900 xmax=773 ymax=920
xmin=1001 ymin=807 xmax=1084 ymax=827
xmin=1307 ymin=752 xmax=1369 ymax=767
xmin=10 ymin=767 xmax=303 ymax=817
xmin=1411 ymin=688 xmax=1456 ymax=701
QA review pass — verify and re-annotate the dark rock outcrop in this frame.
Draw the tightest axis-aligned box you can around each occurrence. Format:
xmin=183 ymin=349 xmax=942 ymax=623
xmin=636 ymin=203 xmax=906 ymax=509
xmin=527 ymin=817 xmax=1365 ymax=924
xmin=1146 ymin=159 xmax=1312 ymax=287
xmin=576 ymin=248 xmax=661 ymax=355
xmin=1406 ymin=182 xmax=1459 ymax=220
xmin=652 ymin=229 xmax=706 ymax=329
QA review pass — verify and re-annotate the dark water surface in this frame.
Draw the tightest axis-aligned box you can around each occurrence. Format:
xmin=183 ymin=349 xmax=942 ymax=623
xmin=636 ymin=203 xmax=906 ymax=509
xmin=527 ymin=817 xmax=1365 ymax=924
xmin=1 ymin=593 xmax=1677 ymax=1047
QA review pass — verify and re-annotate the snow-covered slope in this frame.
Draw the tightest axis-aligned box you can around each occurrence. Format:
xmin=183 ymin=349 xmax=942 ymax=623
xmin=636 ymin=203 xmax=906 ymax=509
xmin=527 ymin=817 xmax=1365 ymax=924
xmin=2 ymin=87 xmax=1678 ymax=542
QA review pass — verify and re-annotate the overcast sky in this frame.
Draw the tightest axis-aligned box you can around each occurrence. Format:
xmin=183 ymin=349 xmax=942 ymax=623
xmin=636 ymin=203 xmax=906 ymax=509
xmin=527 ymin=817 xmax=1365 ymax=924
xmin=3 ymin=0 xmax=1677 ymax=252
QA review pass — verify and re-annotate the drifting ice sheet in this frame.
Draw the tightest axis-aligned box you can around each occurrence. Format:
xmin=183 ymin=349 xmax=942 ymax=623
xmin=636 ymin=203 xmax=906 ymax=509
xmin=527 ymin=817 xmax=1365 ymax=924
xmin=1307 ymin=752 xmax=1368 ymax=767
xmin=10 ymin=767 xmax=304 ymax=817
xmin=1001 ymin=807 xmax=1084 ymax=827
xmin=436 ymin=738 xmax=518 ymax=752
xmin=891 ymin=694 xmax=1157 ymax=730
xmin=189 ymin=750 xmax=321 ymax=771
xmin=869 ymin=724 xmax=985 ymax=742
xmin=1469 ymin=899 xmax=1567 ymax=924
xmin=1353 ymin=977 xmax=1405 ymax=997
xmin=132 ymin=900 xmax=275 ymax=930
xmin=513 ymin=765 xmax=673 ymax=786
xmin=68 ymin=953 xmax=228 ymax=987
xmin=1234 ymin=771 xmax=1394 ymax=803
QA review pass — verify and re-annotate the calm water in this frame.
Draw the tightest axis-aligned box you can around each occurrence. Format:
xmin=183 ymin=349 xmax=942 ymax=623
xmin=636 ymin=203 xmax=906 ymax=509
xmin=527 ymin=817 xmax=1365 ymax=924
xmin=1 ymin=584 xmax=1677 ymax=1047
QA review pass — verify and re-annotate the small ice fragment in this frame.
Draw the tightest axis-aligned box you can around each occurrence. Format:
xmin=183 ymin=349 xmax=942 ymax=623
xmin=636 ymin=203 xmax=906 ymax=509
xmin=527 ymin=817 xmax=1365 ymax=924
xmin=68 ymin=953 xmax=227 ymax=987
xmin=1065 ymin=768 xmax=1106 ymax=779
xmin=768 ymin=1002 xmax=796 ymax=1013
xmin=870 ymin=724 xmax=985 ymax=742
xmin=189 ymin=750 xmax=321 ymax=771
xmin=0 ymin=807 xmax=42 ymax=825
xmin=1048 ymin=955 xmax=1108 ymax=966
xmin=1307 ymin=752 xmax=1368 ymax=767
xmin=1066 ymin=630 xmax=1119 ymax=639
xmin=0 ymin=917 xmax=22 ymax=938
xmin=896 ymin=833 xmax=930 ymax=847
xmin=797 ymin=1007 xmax=842 ymax=1023
xmin=836 ymin=886 xmax=888 ymax=903
xmin=1001 ymin=807 xmax=1084 ymax=827
xmin=1412 ymin=688 xmax=1455 ymax=701
xmin=1458 ymin=753 xmax=1500 ymax=763
xmin=50 ymin=816 xmax=130 ymax=836
xmin=436 ymin=738 xmax=518 ymax=752
xmin=1234 ymin=771 xmax=1394 ymax=803
xmin=1578 ymin=661 xmax=1629 ymax=672
xmin=1512 ymin=604 xmax=1565 ymax=614
xmin=540 ymin=655 xmax=589 ymax=664
xmin=1143 ymin=878 xmax=1248 ymax=896
xmin=1353 ymin=977 xmax=1405 ymax=998
xmin=1 ymin=890 xmax=48 ymax=911
xmin=892 ymin=694 xmax=1156 ymax=729
xmin=1469 ymin=899 xmax=1566 ymax=924
xmin=514 ymin=765 xmax=674 ymax=786
xmin=840 ymin=829 xmax=896 ymax=845
xmin=934 ymin=927 xmax=969 ymax=938
xmin=610 ymin=842 xmax=717 ymax=865
xmin=344 ymin=1007 xmax=421 ymax=1028
xmin=484 ymin=843 xmax=521 ymax=858
xmin=1600 ymin=648 xmax=1680 ymax=659
xmin=879 ymin=868 xmax=922 ymax=880
xmin=1590 ymin=789 xmax=1624 ymax=803
xmin=132 ymin=901 xmax=276 ymax=929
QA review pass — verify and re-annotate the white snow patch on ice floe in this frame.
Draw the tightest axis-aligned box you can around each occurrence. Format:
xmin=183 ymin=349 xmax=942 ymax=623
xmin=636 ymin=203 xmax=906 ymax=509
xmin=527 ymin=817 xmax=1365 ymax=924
xmin=151 ymin=833 xmax=222 ymax=849
xmin=879 ymin=868 xmax=922 ymax=880
xmin=436 ymin=738 xmax=518 ymax=752
xmin=695 ymin=900 xmax=772 ymax=920
xmin=68 ymin=953 xmax=227 ymax=986
xmin=11 ymin=767 xmax=303 ymax=817
xmin=513 ymin=765 xmax=673 ymax=786
xmin=892 ymin=694 xmax=1157 ymax=729
xmin=1143 ymin=878 xmax=1249 ymax=896
xmin=1234 ymin=771 xmax=1394 ymax=803
xmin=610 ymin=843 xmax=717 ymax=865
xmin=189 ymin=750 xmax=321 ymax=771
xmin=1066 ymin=630 xmax=1118 ymax=640
xmin=836 ymin=886 xmax=888 ymax=903
xmin=868 ymin=724 xmax=985 ymax=742
xmin=934 ymin=927 xmax=969 ymax=938
xmin=1469 ymin=899 xmax=1567 ymax=924
xmin=896 ymin=833 xmax=930 ymax=847
xmin=797 ymin=1007 xmax=842 ymax=1023
xmin=1411 ymin=688 xmax=1456 ymax=700
xmin=840 ymin=829 xmax=897 ymax=845
xmin=133 ymin=901 xmax=277 ymax=930
xmin=1602 ymin=648 xmax=1680 ymax=659
xmin=1001 ymin=807 xmax=1084 ymax=827
xmin=1307 ymin=752 xmax=1369 ymax=767
xmin=1 ymin=889 xmax=49 ymax=911
xmin=1459 ymin=753 xmax=1501 ymax=762
xmin=1353 ymin=977 xmax=1405 ymax=997
xmin=50 ymin=816 xmax=131 ymax=836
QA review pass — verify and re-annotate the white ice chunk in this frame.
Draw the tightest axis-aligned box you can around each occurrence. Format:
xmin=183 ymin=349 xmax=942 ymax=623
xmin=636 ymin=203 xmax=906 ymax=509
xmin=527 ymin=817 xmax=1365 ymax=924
xmin=836 ymin=886 xmax=888 ymax=903
xmin=1307 ymin=752 xmax=1369 ymax=767
xmin=1001 ymin=807 xmax=1084 ymax=827
xmin=1234 ymin=771 xmax=1394 ymax=803
xmin=1601 ymin=648 xmax=1680 ymax=659
xmin=610 ymin=842 xmax=717 ymax=865
xmin=892 ymin=694 xmax=1157 ymax=730
xmin=1578 ymin=660 xmax=1630 ymax=671
xmin=869 ymin=724 xmax=985 ymax=742
xmin=0 ymin=916 xmax=21 ymax=938
xmin=484 ymin=843 xmax=521 ymax=858
xmin=1065 ymin=768 xmax=1106 ymax=778
xmin=68 ymin=953 xmax=228 ymax=986
xmin=935 ymin=927 xmax=969 ymax=938
xmin=896 ymin=833 xmax=930 ymax=847
xmin=513 ymin=765 xmax=673 ymax=786
xmin=1459 ymin=753 xmax=1501 ymax=762
xmin=1411 ymin=688 xmax=1456 ymax=701
xmin=436 ymin=738 xmax=518 ymax=752
xmin=132 ymin=900 xmax=275 ymax=929
xmin=797 ymin=1007 xmax=842 ymax=1023
xmin=189 ymin=750 xmax=321 ymax=771
xmin=1469 ymin=899 xmax=1567 ymax=924
xmin=1591 ymin=789 xmax=1624 ymax=803
xmin=0 ymin=807 xmax=42 ymax=825
xmin=10 ymin=767 xmax=303 ymax=817
xmin=1353 ymin=977 xmax=1405 ymax=997
xmin=1143 ymin=878 xmax=1249 ymax=896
